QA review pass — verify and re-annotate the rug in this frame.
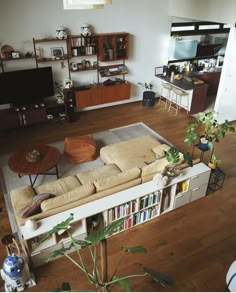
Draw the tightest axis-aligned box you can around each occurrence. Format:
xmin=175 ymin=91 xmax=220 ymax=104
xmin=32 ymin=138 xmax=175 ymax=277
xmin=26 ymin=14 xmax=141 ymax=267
xmin=0 ymin=122 xmax=171 ymax=234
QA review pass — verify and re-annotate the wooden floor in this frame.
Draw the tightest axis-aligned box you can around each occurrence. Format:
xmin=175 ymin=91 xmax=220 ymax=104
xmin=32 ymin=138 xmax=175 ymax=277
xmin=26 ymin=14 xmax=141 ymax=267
xmin=0 ymin=100 xmax=236 ymax=292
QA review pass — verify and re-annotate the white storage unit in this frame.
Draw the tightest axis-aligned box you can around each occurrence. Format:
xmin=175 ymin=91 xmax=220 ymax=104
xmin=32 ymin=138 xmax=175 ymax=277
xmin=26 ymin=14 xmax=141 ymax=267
xmin=19 ymin=163 xmax=210 ymax=268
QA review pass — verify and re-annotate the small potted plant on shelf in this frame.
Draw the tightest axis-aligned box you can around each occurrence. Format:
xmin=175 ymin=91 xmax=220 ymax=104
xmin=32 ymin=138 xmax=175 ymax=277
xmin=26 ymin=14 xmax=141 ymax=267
xmin=55 ymin=81 xmax=64 ymax=104
xmin=184 ymin=110 xmax=235 ymax=151
xmin=208 ymin=153 xmax=221 ymax=170
xmin=165 ymin=146 xmax=193 ymax=167
xmin=41 ymin=214 xmax=173 ymax=292
xmin=138 ymin=81 xmax=155 ymax=107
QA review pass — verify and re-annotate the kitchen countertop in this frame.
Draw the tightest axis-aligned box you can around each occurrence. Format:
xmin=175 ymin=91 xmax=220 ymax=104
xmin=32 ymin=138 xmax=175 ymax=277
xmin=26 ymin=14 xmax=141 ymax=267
xmin=156 ymin=74 xmax=209 ymax=91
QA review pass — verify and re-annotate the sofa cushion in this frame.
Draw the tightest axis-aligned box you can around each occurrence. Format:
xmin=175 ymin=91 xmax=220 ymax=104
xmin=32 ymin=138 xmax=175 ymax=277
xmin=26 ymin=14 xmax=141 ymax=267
xmin=141 ymin=157 xmax=170 ymax=177
xmin=76 ymin=163 xmax=121 ymax=185
xmin=19 ymin=193 xmax=56 ymax=218
xmin=141 ymin=152 xmax=185 ymax=182
xmin=100 ymin=135 xmax=161 ymax=171
xmin=94 ymin=167 xmax=141 ymax=192
xmin=10 ymin=185 xmax=36 ymax=218
xmin=34 ymin=175 xmax=81 ymax=195
xmin=41 ymin=183 xmax=95 ymax=212
xmin=152 ymin=144 xmax=171 ymax=159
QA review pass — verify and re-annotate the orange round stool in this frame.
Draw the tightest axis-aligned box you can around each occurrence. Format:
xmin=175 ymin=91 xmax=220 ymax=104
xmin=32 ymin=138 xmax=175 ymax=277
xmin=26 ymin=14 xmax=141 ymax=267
xmin=64 ymin=134 xmax=97 ymax=163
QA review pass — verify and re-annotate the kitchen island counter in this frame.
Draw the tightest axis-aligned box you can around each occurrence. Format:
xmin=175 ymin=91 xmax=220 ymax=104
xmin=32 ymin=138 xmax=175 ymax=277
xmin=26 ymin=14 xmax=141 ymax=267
xmin=155 ymin=74 xmax=209 ymax=91
xmin=155 ymin=74 xmax=209 ymax=114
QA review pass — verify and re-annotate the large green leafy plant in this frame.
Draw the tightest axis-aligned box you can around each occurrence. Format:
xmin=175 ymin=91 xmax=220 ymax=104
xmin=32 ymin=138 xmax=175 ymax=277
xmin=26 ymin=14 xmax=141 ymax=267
xmin=42 ymin=214 xmax=173 ymax=292
xmin=184 ymin=111 xmax=235 ymax=150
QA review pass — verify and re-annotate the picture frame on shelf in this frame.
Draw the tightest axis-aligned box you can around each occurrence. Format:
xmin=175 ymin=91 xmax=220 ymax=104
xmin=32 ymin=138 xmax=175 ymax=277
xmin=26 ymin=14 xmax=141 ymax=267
xmin=51 ymin=47 xmax=64 ymax=59
xmin=11 ymin=51 xmax=20 ymax=59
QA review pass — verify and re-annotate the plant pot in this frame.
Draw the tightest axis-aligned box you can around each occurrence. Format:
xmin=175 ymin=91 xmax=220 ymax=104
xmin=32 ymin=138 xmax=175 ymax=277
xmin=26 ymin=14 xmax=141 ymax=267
xmin=198 ymin=136 xmax=210 ymax=151
xmin=142 ymin=91 xmax=155 ymax=107
xmin=208 ymin=162 xmax=217 ymax=169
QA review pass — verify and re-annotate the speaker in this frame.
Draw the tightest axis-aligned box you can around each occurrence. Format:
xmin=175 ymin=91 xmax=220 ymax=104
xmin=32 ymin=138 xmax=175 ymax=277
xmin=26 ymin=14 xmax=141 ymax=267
xmin=64 ymin=89 xmax=77 ymax=122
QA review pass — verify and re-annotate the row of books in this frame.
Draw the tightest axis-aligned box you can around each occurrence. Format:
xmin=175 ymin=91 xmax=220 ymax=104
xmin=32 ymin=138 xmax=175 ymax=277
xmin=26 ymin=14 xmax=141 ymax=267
xmin=134 ymin=205 xmax=160 ymax=225
xmin=111 ymin=205 xmax=160 ymax=234
xmin=72 ymin=37 xmax=96 ymax=47
xmin=139 ymin=191 xmax=161 ymax=210
xmin=108 ymin=200 xmax=137 ymax=222
xmin=72 ymin=46 xmax=96 ymax=56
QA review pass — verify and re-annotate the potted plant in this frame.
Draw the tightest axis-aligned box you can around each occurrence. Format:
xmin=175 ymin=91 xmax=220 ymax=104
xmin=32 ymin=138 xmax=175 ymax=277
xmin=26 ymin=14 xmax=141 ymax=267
xmin=165 ymin=146 xmax=193 ymax=167
xmin=184 ymin=111 xmax=235 ymax=151
xmin=42 ymin=214 xmax=173 ymax=292
xmin=138 ymin=82 xmax=155 ymax=107
xmin=55 ymin=81 xmax=64 ymax=104
xmin=208 ymin=153 xmax=221 ymax=169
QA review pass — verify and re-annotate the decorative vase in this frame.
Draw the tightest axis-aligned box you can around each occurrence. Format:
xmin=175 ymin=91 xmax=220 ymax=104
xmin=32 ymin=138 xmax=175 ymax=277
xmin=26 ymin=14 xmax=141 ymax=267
xmin=26 ymin=150 xmax=41 ymax=162
xmin=25 ymin=219 xmax=38 ymax=231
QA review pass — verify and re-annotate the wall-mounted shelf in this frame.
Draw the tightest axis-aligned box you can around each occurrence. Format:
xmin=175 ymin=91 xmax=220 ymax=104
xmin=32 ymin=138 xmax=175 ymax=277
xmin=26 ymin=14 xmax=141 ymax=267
xmin=0 ymin=32 xmax=130 ymax=110
xmin=36 ymin=57 xmax=68 ymax=62
xmin=99 ymin=64 xmax=128 ymax=78
xmin=1 ymin=56 xmax=35 ymax=62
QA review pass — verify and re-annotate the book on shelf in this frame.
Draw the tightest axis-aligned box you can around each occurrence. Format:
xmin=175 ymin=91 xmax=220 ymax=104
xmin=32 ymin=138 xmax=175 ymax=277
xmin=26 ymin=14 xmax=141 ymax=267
xmin=140 ymin=191 xmax=161 ymax=210
xmin=109 ymin=200 xmax=137 ymax=222
xmin=154 ymin=190 xmax=161 ymax=203
xmin=123 ymin=215 xmax=134 ymax=230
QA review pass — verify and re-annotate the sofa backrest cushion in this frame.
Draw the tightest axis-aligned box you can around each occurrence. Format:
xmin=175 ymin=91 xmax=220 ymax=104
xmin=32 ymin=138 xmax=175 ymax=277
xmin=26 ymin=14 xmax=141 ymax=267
xmin=35 ymin=175 xmax=81 ymax=195
xmin=141 ymin=153 xmax=185 ymax=182
xmin=141 ymin=157 xmax=170 ymax=181
xmin=152 ymin=144 xmax=171 ymax=159
xmin=41 ymin=183 xmax=95 ymax=212
xmin=100 ymin=135 xmax=161 ymax=171
xmin=76 ymin=163 xmax=121 ymax=185
xmin=94 ymin=167 xmax=141 ymax=192
xmin=10 ymin=185 xmax=36 ymax=221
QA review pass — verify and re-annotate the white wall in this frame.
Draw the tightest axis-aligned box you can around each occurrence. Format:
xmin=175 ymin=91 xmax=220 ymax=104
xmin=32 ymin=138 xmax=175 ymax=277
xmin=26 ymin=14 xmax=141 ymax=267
xmin=169 ymin=0 xmax=236 ymax=122
xmin=0 ymin=0 xmax=172 ymax=109
xmin=169 ymin=0 xmax=236 ymax=25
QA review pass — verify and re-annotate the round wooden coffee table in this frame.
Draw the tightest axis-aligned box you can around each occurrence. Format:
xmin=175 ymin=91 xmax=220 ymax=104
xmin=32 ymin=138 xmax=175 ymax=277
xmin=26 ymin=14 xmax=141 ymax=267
xmin=8 ymin=145 xmax=61 ymax=187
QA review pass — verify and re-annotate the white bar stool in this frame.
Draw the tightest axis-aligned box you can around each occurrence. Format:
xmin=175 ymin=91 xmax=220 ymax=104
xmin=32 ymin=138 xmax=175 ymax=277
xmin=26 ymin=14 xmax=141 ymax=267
xmin=168 ymin=87 xmax=189 ymax=115
xmin=158 ymin=81 xmax=172 ymax=109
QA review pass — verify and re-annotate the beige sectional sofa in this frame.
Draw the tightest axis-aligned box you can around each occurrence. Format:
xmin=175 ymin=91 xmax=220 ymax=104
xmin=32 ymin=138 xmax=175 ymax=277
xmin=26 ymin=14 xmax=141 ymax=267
xmin=10 ymin=135 xmax=193 ymax=227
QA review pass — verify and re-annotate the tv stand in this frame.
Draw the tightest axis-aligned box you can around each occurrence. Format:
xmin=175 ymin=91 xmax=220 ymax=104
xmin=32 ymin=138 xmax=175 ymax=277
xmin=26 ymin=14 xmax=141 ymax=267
xmin=0 ymin=91 xmax=76 ymax=130
xmin=0 ymin=108 xmax=21 ymax=130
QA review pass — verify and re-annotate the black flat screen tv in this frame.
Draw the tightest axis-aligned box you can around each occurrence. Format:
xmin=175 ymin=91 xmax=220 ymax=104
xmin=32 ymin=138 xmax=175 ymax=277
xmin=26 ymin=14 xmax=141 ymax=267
xmin=0 ymin=66 xmax=54 ymax=106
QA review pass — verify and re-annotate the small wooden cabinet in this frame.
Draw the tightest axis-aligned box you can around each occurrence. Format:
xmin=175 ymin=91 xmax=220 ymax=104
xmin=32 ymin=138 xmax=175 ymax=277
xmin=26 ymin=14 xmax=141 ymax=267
xmin=98 ymin=33 xmax=129 ymax=62
xmin=75 ymin=87 xmax=103 ymax=108
xmin=196 ymin=72 xmax=221 ymax=95
xmin=0 ymin=109 xmax=20 ymax=130
xmin=23 ymin=108 xmax=48 ymax=125
xmin=75 ymin=82 xmax=130 ymax=108
xmin=103 ymin=82 xmax=130 ymax=103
